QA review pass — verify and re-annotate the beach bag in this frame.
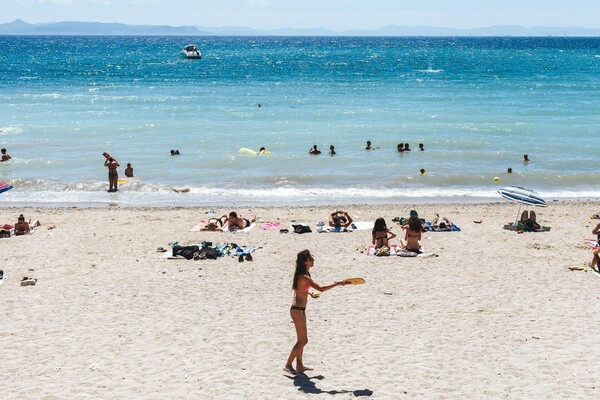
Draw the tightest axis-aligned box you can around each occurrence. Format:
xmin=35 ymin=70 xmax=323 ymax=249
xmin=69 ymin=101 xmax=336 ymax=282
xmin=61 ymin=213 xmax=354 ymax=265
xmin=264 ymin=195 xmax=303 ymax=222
xmin=292 ymin=224 xmax=312 ymax=234
xmin=375 ymin=246 xmax=390 ymax=256
xmin=200 ymin=246 xmax=220 ymax=260
xmin=0 ymin=229 xmax=10 ymax=238
xmin=173 ymin=245 xmax=200 ymax=260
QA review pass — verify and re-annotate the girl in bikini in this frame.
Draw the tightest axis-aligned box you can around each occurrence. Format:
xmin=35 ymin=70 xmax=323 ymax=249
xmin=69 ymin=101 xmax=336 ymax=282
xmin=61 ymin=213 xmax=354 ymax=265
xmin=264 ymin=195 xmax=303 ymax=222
xmin=204 ymin=215 xmax=228 ymax=231
xmin=284 ymin=250 xmax=347 ymax=375
xmin=372 ymin=217 xmax=396 ymax=249
xmin=401 ymin=218 xmax=422 ymax=253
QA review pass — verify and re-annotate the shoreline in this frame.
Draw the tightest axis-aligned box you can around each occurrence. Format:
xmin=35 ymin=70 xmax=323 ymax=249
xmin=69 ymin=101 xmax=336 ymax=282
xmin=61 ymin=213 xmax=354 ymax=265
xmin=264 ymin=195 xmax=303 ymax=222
xmin=2 ymin=196 xmax=600 ymax=209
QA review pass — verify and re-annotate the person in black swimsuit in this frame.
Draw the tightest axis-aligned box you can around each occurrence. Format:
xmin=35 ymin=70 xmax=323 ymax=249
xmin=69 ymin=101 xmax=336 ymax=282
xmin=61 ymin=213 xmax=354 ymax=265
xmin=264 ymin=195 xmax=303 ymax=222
xmin=284 ymin=250 xmax=347 ymax=375
xmin=227 ymin=211 xmax=256 ymax=231
xmin=104 ymin=156 xmax=120 ymax=192
xmin=372 ymin=217 xmax=397 ymax=249
xmin=589 ymin=222 xmax=600 ymax=272
xmin=401 ymin=218 xmax=422 ymax=252
xmin=204 ymin=215 xmax=228 ymax=231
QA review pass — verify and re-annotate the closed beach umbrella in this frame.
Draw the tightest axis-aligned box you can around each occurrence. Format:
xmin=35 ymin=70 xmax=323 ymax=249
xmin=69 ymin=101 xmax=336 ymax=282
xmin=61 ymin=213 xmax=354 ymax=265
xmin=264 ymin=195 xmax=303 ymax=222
xmin=0 ymin=182 xmax=13 ymax=194
xmin=498 ymin=186 xmax=547 ymax=225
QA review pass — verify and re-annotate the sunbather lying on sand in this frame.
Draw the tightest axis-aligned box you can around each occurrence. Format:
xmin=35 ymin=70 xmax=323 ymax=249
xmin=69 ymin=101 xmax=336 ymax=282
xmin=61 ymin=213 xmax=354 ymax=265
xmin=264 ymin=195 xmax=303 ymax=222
xmin=227 ymin=212 xmax=256 ymax=231
xmin=204 ymin=215 xmax=228 ymax=231
xmin=329 ymin=210 xmax=353 ymax=229
xmin=14 ymin=214 xmax=41 ymax=236
xmin=520 ymin=210 xmax=541 ymax=231
xmin=432 ymin=213 xmax=453 ymax=231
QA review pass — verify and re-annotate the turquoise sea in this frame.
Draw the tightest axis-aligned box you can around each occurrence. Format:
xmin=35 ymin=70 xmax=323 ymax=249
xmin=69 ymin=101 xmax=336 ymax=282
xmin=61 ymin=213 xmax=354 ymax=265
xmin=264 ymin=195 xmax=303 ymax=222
xmin=1 ymin=35 xmax=600 ymax=206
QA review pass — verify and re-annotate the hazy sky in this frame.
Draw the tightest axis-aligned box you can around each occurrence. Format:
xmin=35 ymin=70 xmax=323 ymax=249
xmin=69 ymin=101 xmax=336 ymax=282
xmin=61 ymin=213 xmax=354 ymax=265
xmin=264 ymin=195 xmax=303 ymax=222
xmin=2 ymin=0 xmax=600 ymax=30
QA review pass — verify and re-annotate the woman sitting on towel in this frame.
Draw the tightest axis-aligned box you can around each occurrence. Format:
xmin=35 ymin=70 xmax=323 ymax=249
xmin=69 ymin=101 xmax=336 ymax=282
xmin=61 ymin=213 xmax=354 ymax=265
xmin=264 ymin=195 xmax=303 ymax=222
xmin=401 ymin=218 xmax=422 ymax=253
xmin=372 ymin=218 xmax=396 ymax=249
xmin=227 ymin=212 xmax=256 ymax=231
xmin=590 ymin=221 xmax=600 ymax=272
xmin=205 ymin=215 xmax=228 ymax=231
xmin=432 ymin=213 xmax=453 ymax=231
xmin=14 ymin=214 xmax=41 ymax=236
xmin=284 ymin=250 xmax=347 ymax=375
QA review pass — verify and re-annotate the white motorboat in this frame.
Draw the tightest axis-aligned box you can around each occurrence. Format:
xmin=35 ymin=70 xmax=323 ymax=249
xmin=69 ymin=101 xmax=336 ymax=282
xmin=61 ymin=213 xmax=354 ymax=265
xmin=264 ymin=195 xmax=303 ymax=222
xmin=181 ymin=44 xmax=201 ymax=59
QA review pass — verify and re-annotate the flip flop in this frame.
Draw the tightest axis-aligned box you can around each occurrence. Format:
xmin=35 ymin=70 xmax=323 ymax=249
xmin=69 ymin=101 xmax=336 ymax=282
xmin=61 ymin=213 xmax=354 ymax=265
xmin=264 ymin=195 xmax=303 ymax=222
xmin=157 ymin=247 xmax=167 ymax=253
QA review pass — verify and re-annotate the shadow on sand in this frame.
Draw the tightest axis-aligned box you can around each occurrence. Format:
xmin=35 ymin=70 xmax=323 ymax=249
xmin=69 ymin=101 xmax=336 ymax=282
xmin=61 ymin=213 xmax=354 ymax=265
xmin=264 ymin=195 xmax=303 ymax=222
xmin=285 ymin=373 xmax=373 ymax=396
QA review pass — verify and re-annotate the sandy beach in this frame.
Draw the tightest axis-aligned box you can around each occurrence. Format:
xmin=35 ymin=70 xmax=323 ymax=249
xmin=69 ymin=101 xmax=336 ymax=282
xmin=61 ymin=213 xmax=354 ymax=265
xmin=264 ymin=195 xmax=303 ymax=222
xmin=1 ymin=201 xmax=600 ymax=399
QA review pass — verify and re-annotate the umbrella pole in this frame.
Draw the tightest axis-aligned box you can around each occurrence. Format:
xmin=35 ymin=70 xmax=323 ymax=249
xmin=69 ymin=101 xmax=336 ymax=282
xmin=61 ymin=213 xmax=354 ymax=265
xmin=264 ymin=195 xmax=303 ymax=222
xmin=515 ymin=204 xmax=522 ymax=226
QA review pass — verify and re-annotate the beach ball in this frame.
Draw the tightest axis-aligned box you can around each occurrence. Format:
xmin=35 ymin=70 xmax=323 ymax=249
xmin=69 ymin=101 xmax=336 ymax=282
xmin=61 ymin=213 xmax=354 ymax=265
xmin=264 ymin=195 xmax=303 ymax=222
xmin=493 ymin=177 xmax=500 ymax=182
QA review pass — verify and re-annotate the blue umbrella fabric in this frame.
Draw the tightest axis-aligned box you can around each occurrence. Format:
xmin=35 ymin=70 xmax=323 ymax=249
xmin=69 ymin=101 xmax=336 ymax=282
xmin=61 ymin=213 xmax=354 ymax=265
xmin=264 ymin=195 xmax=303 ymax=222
xmin=498 ymin=186 xmax=547 ymax=207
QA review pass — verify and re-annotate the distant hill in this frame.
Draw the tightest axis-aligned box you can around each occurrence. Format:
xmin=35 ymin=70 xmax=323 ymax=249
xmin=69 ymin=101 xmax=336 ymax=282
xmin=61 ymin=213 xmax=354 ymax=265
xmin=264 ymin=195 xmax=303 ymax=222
xmin=0 ymin=19 xmax=201 ymax=35
xmin=1 ymin=20 xmax=600 ymax=36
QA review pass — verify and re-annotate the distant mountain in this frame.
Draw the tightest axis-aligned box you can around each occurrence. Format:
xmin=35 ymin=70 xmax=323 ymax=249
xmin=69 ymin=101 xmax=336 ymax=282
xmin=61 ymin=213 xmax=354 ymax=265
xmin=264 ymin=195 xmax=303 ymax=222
xmin=1 ymin=20 xmax=599 ymax=36
xmin=0 ymin=20 xmax=200 ymax=35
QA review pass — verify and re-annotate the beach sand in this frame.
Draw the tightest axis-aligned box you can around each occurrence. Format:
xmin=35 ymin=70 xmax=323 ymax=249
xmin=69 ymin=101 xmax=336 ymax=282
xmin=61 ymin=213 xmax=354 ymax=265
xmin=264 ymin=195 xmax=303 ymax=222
xmin=1 ymin=201 xmax=599 ymax=399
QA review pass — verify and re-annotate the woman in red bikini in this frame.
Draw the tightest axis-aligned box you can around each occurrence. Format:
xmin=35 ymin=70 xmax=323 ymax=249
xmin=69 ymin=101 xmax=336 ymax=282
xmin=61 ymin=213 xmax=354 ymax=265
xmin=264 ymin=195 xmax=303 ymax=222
xmin=284 ymin=250 xmax=347 ymax=375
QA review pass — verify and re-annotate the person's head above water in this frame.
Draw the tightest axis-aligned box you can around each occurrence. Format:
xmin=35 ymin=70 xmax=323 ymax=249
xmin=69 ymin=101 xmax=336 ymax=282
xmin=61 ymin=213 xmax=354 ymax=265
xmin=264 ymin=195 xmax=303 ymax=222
xmin=507 ymin=167 xmax=513 ymax=173
xmin=259 ymin=147 xmax=265 ymax=152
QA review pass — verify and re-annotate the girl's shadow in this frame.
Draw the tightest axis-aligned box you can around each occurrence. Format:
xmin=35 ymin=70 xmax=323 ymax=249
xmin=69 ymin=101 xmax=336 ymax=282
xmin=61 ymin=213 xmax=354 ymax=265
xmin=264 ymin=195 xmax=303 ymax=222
xmin=287 ymin=373 xmax=373 ymax=396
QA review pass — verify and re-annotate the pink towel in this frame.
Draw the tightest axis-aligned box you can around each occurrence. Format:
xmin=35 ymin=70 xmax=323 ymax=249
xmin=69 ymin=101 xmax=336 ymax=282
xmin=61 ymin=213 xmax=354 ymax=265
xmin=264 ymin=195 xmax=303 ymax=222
xmin=260 ymin=222 xmax=284 ymax=230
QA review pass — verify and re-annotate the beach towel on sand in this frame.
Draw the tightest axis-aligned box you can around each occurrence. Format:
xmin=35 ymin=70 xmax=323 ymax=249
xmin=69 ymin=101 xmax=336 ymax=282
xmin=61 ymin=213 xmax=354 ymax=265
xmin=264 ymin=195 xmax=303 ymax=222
xmin=228 ymin=223 xmax=256 ymax=233
xmin=350 ymin=221 xmax=375 ymax=231
xmin=260 ymin=222 xmax=284 ymax=230
xmin=425 ymin=222 xmax=461 ymax=232
xmin=317 ymin=226 xmax=350 ymax=233
xmin=503 ymin=224 xmax=551 ymax=232
xmin=366 ymin=245 xmax=398 ymax=256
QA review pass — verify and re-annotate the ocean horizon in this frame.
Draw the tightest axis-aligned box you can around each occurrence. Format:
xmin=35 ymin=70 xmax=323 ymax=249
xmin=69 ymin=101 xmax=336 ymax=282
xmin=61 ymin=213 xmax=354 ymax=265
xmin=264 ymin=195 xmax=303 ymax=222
xmin=1 ymin=35 xmax=599 ymax=206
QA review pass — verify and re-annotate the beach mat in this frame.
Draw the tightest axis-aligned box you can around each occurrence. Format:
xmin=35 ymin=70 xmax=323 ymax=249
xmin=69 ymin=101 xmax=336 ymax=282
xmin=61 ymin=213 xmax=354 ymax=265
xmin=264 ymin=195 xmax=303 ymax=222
xmin=503 ymin=224 xmax=551 ymax=232
xmin=260 ymin=221 xmax=284 ymax=230
xmin=351 ymin=221 xmax=374 ymax=231
xmin=227 ymin=223 xmax=256 ymax=233
xmin=317 ymin=226 xmax=350 ymax=233
xmin=397 ymin=247 xmax=438 ymax=258
xmin=366 ymin=245 xmax=398 ymax=256
xmin=425 ymin=222 xmax=461 ymax=232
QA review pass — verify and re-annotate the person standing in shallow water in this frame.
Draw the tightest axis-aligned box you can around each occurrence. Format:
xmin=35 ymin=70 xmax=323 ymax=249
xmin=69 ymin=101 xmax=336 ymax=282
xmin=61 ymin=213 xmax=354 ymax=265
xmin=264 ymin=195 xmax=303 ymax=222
xmin=104 ymin=156 xmax=120 ymax=192
xmin=284 ymin=250 xmax=347 ymax=375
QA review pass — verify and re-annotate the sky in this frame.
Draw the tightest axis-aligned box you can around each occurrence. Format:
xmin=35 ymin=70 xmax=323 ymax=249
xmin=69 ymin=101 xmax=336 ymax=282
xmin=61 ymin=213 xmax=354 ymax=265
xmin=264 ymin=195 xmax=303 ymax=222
xmin=1 ymin=0 xmax=600 ymax=31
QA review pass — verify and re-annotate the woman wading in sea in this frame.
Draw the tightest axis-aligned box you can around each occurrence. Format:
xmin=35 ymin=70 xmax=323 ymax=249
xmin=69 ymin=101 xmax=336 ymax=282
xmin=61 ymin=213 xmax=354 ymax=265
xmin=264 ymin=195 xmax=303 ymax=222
xmin=284 ymin=250 xmax=347 ymax=375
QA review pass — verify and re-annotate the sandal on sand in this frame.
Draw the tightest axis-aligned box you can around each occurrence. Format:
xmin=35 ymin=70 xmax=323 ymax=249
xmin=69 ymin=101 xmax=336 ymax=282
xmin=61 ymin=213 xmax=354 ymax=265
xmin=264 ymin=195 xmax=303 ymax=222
xmin=283 ymin=367 xmax=297 ymax=375
xmin=157 ymin=247 xmax=167 ymax=253
xmin=473 ymin=220 xmax=482 ymax=224
xmin=238 ymin=255 xmax=244 ymax=263
xmin=20 ymin=278 xmax=37 ymax=286
xmin=245 ymin=254 xmax=253 ymax=262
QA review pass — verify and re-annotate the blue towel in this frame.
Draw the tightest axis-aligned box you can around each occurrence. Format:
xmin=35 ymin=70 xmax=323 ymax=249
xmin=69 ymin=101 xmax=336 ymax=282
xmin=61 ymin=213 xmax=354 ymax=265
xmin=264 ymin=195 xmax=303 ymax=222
xmin=425 ymin=221 xmax=461 ymax=232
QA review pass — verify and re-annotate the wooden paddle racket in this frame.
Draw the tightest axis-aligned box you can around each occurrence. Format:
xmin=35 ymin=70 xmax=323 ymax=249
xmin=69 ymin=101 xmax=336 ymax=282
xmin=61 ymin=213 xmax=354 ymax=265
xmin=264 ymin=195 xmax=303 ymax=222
xmin=345 ymin=277 xmax=366 ymax=285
